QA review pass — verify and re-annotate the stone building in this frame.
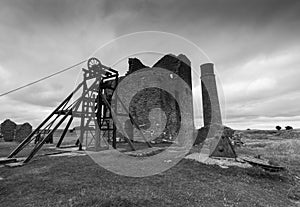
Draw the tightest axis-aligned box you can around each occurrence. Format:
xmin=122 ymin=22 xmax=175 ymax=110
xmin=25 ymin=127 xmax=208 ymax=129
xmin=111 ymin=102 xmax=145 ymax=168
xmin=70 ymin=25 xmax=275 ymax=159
xmin=0 ymin=119 xmax=17 ymax=142
xmin=118 ymin=54 xmax=193 ymax=142
xmin=15 ymin=122 xmax=32 ymax=142
xmin=0 ymin=119 xmax=33 ymax=142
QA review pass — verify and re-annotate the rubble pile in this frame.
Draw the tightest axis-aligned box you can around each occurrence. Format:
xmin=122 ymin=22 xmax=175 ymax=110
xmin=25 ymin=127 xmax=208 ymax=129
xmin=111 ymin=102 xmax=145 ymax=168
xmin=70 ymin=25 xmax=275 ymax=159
xmin=231 ymin=132 xmax=244 ymax=147
xmin=194 ymin=124 xmax=234 ymax=145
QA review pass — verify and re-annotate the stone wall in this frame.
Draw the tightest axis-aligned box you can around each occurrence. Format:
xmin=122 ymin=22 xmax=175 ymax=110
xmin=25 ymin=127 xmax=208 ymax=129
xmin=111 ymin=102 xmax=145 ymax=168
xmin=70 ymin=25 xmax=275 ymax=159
xmin=0 ymin=119 xmax=32 ymax=142
xmin=117 ymin=54 xmax=193 ymax=142
xmin=126 ymin=58 xmax=149 ymax=75
xmin=15 ymin=122 xmax=32 ymax=142
xmin=0 ymin=119 xmax=17 ymax=142
xmin=153 ymin=54 xmax=192 ymax=89
xmin=128 ymin=87 xmax=181 ymax=141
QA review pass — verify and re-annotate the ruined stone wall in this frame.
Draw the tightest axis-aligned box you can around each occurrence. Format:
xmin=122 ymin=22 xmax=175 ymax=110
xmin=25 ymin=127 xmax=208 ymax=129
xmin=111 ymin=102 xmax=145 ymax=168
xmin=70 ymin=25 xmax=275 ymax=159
xmin=117 ymin=54 xmax=193 ymax=142
xmin=0 ymin=119 xmax=32 ymax=142
xmin=0 ymin=119 xmax=17 ymax=142
xmin=15 ymin=122 xmax=32 ymax=142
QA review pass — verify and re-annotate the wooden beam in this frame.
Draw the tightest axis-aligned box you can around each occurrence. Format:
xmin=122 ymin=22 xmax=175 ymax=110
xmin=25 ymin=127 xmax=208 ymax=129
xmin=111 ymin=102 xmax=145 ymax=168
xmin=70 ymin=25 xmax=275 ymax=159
xmin=23 ymin=111 xmax=72 ymax=163
xmin=99 ymin=93 xmax=136 ymax=151
xmin=8 ymin=93 xmax=73 ymax=158
xmin=56 ymin=116 xmax=73 ymax=148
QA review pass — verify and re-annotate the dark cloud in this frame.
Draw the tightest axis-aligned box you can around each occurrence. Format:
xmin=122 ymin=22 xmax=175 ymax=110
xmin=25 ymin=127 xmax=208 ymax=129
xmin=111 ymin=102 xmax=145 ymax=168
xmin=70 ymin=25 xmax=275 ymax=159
xmin=101 ymin=0 xmax=300 ymax=67
xmin=101 ymin=0 xmax=300 ymax=34
xmin=102 ymin=0 xmax=300 ymax=26
xmin=1 ymin=0 xmax=98 ymax=27
xmin=2 ymin=0 xmax=299 ymax=67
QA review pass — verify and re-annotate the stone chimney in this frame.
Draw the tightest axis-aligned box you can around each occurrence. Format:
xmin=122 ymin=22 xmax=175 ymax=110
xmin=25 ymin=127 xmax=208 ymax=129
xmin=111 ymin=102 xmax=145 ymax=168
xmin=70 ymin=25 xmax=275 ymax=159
xmin=200 ymin=63 xmax=222 ymax=126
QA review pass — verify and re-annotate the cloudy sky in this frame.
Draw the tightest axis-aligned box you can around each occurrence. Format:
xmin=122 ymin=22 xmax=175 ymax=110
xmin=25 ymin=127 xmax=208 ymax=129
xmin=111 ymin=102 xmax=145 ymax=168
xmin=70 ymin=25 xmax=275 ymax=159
xmin=0 ymin=0 xmax=300 ymax=130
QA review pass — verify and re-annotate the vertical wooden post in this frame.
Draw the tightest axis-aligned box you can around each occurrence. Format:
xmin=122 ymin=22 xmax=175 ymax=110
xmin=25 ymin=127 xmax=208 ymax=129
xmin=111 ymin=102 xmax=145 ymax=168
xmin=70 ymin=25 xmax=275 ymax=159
xmin=112 ymin=75 xmax=118 ymax=149
xmin=79 ymin=73 xmax=87 ymax=151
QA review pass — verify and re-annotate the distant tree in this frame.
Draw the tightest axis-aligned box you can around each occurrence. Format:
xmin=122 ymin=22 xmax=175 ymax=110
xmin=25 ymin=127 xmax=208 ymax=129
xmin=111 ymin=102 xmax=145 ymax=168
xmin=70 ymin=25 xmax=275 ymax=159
xmin=285 ymin=126 xmax=293 ymax=130
xmin=276 ymin=126 xmax=281 ymax=131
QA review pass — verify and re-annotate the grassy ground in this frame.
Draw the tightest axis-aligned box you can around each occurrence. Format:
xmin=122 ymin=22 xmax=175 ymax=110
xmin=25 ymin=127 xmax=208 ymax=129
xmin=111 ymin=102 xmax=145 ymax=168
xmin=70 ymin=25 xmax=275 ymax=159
xmin=235 ymin=130 xmax=300 ymax=176
xmin=0 ymin=130 xmax=299 ymax=207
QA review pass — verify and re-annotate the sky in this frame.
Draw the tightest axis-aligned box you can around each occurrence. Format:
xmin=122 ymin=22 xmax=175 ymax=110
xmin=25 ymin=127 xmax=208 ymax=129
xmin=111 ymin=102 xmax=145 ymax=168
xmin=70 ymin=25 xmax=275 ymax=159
xmin=0 ymin=0 xmax=300 ymax=130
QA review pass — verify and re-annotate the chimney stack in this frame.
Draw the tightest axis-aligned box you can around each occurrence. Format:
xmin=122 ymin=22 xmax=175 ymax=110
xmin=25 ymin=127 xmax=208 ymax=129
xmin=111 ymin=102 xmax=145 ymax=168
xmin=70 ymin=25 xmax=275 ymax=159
xmin=200 ymin=63 xmax=222 ymax=126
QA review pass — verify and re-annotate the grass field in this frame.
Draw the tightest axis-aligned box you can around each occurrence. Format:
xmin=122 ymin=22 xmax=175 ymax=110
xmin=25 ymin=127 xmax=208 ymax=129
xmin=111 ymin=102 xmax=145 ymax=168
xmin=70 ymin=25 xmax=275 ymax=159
xmin=0 ymin=129 xmax=299 ymax=207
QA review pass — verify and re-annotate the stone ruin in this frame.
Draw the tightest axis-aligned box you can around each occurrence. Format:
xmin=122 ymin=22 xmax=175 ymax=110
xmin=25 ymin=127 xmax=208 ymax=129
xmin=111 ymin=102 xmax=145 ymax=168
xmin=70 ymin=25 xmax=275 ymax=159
xmin=196 ymin=63 xmax=236 ymax=158
xmin=0 ymin=119 xmax=32 ymax=142
xmin=119 ymin=54 xmax=193 ymax=142
xmin=195 ymin=63 xmax=234 ymax=144
xmin=15 ymin=123 xmax=32 ymax=143
xmin=119 ymin=53 xmax=235 ymax=157
xmin=0 ymin=119 xmax=16 ymax=142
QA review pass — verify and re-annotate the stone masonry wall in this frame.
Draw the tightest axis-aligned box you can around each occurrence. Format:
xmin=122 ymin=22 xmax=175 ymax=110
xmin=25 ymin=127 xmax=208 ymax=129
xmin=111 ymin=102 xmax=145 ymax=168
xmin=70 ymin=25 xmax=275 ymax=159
xmin=119 ymin=54 xmax=193 ymax=142
xmin=0 ymin=119 xmax=17 ymax=142
xmin=0 ymin=119 xmax=32 ymax=142
xmin=15 ymin=122 xmax=32 ymax=142
xmin=200 ymin=63 xmax=222 ymax=126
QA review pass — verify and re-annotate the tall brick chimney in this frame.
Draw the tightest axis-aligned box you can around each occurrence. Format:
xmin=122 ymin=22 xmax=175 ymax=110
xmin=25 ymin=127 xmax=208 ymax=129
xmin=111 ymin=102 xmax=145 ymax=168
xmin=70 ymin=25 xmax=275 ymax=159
xmin=200 ymin=63 xmax=222 ymax=126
